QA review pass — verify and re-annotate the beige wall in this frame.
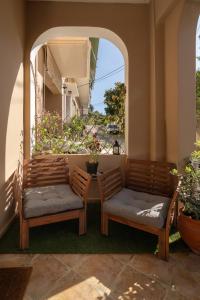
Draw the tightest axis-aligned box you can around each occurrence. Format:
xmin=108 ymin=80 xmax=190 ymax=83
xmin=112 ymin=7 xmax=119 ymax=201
xmin=149 ymin=1 xmax=166 ymax=161
xmin=36 ymin=47 xmax=45 ymax=116
xmin=155 ymin=0 xmax=177 ymax=23
xmin=0 ymin=0 xmax=199 ymax=236
xmin=164 ymin=0 xmax=200 ymax=163
xmin=24 ymin=0 xmax=200 ymax=164
xmin=0 ymin=0 xmax=25 ymax=235
xmin=25 ymin=1 xmax=150 ymax=159
xmin=178 ymin=1 xmax=200 ymax=161
xmin=45 ymin=86 xmax=62 ymax=115
xmin=164 ymin=1 xmax=184 ymax=163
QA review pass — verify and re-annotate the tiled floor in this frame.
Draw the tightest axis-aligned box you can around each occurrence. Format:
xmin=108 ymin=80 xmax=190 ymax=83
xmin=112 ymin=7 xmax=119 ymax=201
xmin=0 ymin=252 xmax=200 ymax=300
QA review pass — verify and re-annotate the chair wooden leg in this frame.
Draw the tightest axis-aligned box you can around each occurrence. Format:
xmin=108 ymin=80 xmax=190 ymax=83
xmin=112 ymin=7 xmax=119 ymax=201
xmin=165 ymin=230 xmax=170 ymax=260
xmin=20 ymin=221 xmax=29 ymax=249
xmin=101 ymin=213 xmax=109 ymax=236
xmin=173 ymin=200 xmax=178 ymax=228
xmin=79 ymin=210 xmax=86 ymax=235
xmin=158 ymin=230 xmax=168 ymax=261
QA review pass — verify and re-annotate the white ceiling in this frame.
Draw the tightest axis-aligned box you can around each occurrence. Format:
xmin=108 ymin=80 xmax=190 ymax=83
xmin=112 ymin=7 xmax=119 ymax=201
xmin=28 ymin=0 xmax=150 ymax=3
xmin=47 ymin=38 xmax=90 ymax=78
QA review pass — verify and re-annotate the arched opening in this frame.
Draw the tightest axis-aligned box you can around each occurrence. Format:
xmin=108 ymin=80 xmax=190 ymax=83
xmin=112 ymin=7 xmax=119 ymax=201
xmin=29 ymin=27 xmax=128 ymax=158
xmin=167 ymin=3 xmax=200 ymax=162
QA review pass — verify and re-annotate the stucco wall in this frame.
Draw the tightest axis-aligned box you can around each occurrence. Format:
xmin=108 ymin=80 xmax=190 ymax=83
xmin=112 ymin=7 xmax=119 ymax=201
xmin=45 ymin=86 xmax=62 ymax=115
xmin=178 ymin=1 xmax=200 ymax=161
xmin=155 ymin=0 xmax=177 ymax=23
xmin=149 ymin=1 xmax=166 ymax=161
xmin=0 ymin=0 xmax=199 ymax=237
xmin=164 ymin=0 xmax=200 ymax=163
xmin=25 ymin=1 xmax=150 ymax=159
xmin=0 ymin=0 xmax=25 ymax=235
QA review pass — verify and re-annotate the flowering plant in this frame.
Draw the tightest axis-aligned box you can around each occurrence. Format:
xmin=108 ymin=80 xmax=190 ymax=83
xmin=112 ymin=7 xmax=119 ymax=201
xmin=85 ymin=134 xmax=101 ymax=163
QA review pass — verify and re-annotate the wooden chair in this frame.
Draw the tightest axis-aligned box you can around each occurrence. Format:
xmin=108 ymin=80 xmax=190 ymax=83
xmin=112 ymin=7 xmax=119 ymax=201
xmin=14 ymin=156 xmax=91 ymax=249
xmin=98 ymin=159 xmax=178 ymax=260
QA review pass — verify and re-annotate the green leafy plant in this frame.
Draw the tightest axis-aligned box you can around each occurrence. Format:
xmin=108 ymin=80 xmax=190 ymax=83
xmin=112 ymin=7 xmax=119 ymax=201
xmin=32 ymin=107 xmax=124 ymax=155
xmin=104 ymin=82 xmax=126 ymax=134
xmin=190 ymin=140 xmax=200 ymax=160
xmin=171 ymin=143 xmax=200 ymax=220
xmin=191 ymin=150 xmax=200 ymax=160
xmin=33 ymin=112 xmax=66 ymax=154
xmin=196 ymin=70 xmax=200 ymax=120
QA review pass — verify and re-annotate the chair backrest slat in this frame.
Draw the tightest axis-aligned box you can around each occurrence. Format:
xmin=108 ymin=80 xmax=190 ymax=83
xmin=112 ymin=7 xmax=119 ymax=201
xmin=23 ymin=156 xmax=69 ymax=188
xmin=70 ymin=166 xmax=91 ymax=199
xmin=126 ymin=159 xmax=175 ymax=197
xmin=98 ymin=167 xmax=123 ymax=201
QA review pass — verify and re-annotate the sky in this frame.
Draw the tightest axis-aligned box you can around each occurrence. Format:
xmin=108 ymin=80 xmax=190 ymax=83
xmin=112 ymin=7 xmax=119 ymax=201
xmin=91 ymin=17 xmax=200 ymax=114
xmin=91 ymin=38 xmax=125 ymax=114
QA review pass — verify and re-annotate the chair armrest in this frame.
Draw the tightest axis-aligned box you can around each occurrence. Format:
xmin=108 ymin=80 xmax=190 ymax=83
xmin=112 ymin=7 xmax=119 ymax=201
xmin=165 ymin=191 xmax=178 ymax=230
xmin=70 ymin=166 xmax=92 ymax=205
xmin=97 ymin=167 xmax=123 ymax=203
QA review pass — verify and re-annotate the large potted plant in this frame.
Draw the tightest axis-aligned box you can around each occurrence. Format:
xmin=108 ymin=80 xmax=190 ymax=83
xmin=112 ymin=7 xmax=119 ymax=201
xmin=172 ymin=146 xmax=200 ymax=255
xmin=85 ymin=134 xmax=101 ymax=175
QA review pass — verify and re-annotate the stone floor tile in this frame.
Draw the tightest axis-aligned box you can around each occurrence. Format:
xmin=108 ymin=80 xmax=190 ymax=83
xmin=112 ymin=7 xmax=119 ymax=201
xmin=111 ymin=265 xmax=166 ymax=300
xmin=46 ymin=270 xmax=111 ymax=300
xmin=23 ymin=295 xmax=33 ymax=300
xmin=53 ymin=254 xmax=87 ymax=269
xmin=73 ymin=254 xmax=123 ymax=289
xmin=171 ymin=252 xmax=200 ymax=274
xmin=0 ymin=254 xmax=35 ymax=267
xmin=171 ymin=265 xmax=200 ymax=299
xmin=111 ymin=254 xmax=134 ymax=265
xmin=0 ymin=253 xmax=198 ymax=300
xmin=24 ymin=254 xmax=70 ymax=300
xmin=165 ymin=290 xmax=190 ymax=300
xmin=129 ymin=254 xmax=173 ymax=285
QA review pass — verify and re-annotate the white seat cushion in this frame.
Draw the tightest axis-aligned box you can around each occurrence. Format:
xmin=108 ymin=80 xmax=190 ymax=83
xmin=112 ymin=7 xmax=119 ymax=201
xmin=103 ymin=188 xmax=170 ymax=228
xmin=23 ymin=184 xmax=83 ymax=218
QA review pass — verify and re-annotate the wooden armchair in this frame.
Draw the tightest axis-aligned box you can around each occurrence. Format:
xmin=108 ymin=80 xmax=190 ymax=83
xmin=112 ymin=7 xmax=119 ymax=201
xmin=14 ymin=156 xmax=91 ymax=249
xmin=98 ymin=159 xmax=177 ymax=260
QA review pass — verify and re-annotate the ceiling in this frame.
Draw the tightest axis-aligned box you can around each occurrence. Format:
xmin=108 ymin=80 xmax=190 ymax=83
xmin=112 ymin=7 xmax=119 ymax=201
xmin=47 ymin=38 xmax=90 ymax=78
xmin=28 ymin=0 xmax=150 ymax=3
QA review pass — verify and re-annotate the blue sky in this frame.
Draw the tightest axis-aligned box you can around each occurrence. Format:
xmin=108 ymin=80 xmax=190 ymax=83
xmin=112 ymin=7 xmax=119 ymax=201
xmin=91 ymin=38 xmax=125 ymax=114
xmin=91 ymin=18 xmax=200 ymax=113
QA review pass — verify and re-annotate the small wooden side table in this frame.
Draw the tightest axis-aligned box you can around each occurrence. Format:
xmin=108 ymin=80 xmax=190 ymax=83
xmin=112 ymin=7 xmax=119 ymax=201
xmin=88 ymin=172 xmax=102 ymax=202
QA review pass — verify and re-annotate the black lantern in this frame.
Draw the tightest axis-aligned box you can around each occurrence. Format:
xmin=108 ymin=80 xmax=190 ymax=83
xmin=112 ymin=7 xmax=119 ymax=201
xmin=62 ymin=83 xmax=67 ymax=94
xmin=113 ymin=140 xmax=120 ymax=155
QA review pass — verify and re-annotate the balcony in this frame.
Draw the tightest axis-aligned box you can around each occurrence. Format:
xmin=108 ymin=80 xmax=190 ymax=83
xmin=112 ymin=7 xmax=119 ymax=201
xmin=0 ymin=0 xmax=200 ymax=299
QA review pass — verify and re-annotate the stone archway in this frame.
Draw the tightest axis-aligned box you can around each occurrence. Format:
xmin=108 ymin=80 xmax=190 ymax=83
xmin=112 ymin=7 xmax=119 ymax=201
xmin=164 ymin=0 xmax=200 ymax=163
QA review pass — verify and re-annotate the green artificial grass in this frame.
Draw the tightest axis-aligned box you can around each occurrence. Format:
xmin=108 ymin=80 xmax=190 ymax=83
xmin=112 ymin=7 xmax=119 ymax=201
xmin=0 ymin=203 xmax=188 ymax=254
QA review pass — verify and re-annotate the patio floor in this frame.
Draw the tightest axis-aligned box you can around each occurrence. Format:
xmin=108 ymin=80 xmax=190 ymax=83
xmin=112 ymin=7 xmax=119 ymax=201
xmin=0 ymin=252 xmax=199 ymax=299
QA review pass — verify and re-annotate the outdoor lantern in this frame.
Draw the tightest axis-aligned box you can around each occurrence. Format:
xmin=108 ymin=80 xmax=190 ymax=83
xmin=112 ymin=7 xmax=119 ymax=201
xmin=62 ymin=83 xmax=67 ymax=94
xmin=113 ymin=140 xmax=120 ymax=155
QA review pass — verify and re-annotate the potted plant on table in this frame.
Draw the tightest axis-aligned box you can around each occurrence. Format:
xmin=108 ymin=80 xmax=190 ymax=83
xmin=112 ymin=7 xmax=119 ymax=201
xmin=172 ymin=143 xmax=200 ymax=255
xmin=85 ymin=133 xmax=101 ymax=175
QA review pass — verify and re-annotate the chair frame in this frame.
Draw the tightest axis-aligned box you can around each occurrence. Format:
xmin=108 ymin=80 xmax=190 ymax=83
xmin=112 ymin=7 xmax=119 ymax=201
xmin=14 ymin=156 xmax=91 ymax=249
xmin=98 ymin=159 xmax=178 ymax=260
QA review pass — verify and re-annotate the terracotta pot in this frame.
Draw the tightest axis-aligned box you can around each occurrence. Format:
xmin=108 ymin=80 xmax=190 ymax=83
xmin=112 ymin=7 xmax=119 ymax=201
xmin=178 ymin=210 xmax=200 ymax=255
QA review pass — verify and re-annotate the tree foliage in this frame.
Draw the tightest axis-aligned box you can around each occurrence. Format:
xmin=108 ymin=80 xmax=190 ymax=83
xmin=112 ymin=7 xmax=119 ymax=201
xmin=197 ymin=70 xmax=200 ymax=120
xmin=104 ymin=82 xmax=126 ymax=133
